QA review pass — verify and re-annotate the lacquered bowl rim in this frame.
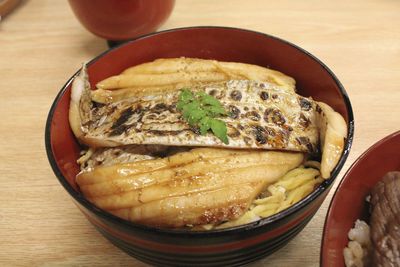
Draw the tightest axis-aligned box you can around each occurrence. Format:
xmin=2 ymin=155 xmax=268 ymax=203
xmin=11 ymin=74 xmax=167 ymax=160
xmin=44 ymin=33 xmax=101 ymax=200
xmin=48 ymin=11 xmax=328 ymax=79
xmin=320 ymin=130 xmax=400 ymax=265
xmin=45 ymin=26 xmax=354 ymax=236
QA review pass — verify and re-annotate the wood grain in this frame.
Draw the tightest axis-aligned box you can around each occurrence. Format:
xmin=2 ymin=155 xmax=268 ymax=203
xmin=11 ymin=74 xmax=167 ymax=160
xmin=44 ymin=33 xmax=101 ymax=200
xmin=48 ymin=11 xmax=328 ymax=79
xmin=0 ymin=0 xmax=399 ymax=266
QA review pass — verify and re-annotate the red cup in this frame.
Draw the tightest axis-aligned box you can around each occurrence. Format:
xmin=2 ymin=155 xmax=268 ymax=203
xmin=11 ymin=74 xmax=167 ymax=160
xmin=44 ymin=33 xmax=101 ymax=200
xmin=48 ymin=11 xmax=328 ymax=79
xmin=68 ymin=0 xmax=175 ymax=42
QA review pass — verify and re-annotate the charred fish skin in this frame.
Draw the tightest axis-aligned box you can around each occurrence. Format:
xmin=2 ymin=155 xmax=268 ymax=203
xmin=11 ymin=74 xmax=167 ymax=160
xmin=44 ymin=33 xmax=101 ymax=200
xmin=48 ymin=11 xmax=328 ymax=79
xmin=77 ymin=144 xmax=176 ymax=172
xmin=69 ymin=65 xmax=121 ymax=147
xmin=69 ymin=64 xmax=92 ymax=141
xmin=75 ymin=79 xmax=320 ymax=153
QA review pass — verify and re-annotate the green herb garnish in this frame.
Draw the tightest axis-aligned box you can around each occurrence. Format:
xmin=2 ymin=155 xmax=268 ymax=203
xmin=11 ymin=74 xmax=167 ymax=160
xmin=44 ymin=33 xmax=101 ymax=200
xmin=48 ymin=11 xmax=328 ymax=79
xmin=177 ymin=89 xmax=229 ymax=144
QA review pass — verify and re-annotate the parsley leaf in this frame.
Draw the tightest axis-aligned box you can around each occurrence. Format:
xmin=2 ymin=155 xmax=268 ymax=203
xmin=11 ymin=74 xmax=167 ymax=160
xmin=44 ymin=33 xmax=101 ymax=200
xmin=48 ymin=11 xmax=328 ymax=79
xmin=210 ymin=118 xmax=229 ymax=144
xmin=199 ymin=117 xmax=211 ymax=135
xmin=177 ymin=89 xmax=229 ymax=144
xmin=197 ymin=92 xmax=221 ymax=106
xmin=203 ymin=105 xmax=226 ymax=116
xmin=177 ymin=89 xmax=194 ymax=110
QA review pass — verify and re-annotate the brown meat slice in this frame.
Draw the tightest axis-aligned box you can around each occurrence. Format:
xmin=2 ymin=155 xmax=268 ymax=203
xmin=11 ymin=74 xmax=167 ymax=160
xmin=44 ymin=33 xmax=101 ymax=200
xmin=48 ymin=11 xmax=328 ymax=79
xmin=370 ymin=171 xmax=400 ymax=267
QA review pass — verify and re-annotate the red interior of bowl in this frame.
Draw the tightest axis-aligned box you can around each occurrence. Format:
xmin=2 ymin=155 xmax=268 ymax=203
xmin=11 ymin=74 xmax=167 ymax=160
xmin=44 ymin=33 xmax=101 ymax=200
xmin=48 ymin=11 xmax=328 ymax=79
xmin=321 ymin=131 xmax=400 ymax=266
xmin=48 ymin=27 xmax=352 ymax=215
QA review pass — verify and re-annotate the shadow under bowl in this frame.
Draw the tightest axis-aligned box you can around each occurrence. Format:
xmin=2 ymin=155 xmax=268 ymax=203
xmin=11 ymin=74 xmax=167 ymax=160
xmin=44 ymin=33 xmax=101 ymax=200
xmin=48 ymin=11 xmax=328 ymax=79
xmin=46 ymin=26 xmax=354 ymax=267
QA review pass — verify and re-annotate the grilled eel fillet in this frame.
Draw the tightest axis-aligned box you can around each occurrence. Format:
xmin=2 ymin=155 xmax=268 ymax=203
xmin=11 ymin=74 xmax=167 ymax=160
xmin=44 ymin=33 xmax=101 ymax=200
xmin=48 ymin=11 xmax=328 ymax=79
xmin=70 ymin=67 xmax=319 ymax=151
xmin=69 ymin=65 xmax=347 ymax=178
xmin=76 ymin=148 xmax=304 ymax=228
xmin=94 ymin=57 xmax=296 ymax=98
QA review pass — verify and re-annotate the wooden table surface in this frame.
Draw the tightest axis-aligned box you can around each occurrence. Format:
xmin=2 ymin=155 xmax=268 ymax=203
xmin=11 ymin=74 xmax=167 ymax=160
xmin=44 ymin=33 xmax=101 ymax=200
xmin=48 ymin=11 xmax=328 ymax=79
xmin=1 ymin=0 xmax=399 ymax=266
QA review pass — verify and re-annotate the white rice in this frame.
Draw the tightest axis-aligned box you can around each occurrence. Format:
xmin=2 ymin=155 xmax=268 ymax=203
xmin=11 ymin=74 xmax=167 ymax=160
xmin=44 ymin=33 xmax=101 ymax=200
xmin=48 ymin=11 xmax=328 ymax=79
xmin=343 ymin=220 xmax=371 ymax=267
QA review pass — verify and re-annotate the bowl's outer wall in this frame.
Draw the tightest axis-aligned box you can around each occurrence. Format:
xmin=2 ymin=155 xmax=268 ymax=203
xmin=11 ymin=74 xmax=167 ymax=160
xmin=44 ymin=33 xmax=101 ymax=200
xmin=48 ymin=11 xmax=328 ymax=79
xmin=47 ymin=27 xmax=353 ymax=265
xmin=321 ymin=131 xmax=400 ymax=266
xmin=76 ymin=189 xmax=328 ymax=248
xmin=74 ymin=188 xmax=329 ymax=266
